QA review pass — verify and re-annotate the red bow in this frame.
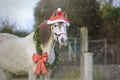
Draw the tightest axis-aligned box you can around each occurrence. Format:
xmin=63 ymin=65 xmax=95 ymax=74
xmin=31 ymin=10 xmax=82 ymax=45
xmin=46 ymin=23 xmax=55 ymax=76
xmin=32 ymin=52 xmax=48 ymax=75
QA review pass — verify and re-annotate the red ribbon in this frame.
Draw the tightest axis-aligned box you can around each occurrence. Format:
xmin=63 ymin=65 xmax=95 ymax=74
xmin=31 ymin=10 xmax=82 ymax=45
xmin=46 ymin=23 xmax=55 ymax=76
xmin=32 ymin=52 xmax=48 ymax=75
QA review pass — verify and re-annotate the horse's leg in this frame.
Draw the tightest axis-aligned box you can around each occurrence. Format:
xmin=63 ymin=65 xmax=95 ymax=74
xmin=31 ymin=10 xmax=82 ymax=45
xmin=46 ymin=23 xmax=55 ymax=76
xmin=28 ymin=69 xmax=52 ymax=80
xmin=4 ymin=70 xmax=12 ymax=80
xmin=28 ymin=70 xmax=37 ymax=80
xmin=0 ymin=69 xmax=7 ymax=80
xmin=44 ymin=70 xmax=52 ymax=80
xmin=40 ymin=75 xmax=45 ymax=80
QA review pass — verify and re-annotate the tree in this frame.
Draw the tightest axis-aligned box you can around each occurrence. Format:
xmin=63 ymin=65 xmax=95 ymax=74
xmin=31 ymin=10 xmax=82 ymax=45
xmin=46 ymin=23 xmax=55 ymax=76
xmin=34 ymin=0 xmax=54 ymax=25
xmin=68 ymin=0 xmax=101 ymax=38
xmin=0 ymin=20 xmax=29 ymax=37
xmin=0 ymin=20 xmax=14 ymax=34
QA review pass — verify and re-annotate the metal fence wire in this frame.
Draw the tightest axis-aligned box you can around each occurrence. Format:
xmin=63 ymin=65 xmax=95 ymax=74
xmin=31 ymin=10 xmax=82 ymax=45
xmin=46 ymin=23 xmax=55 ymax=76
xmin=59 ymin=37 xmax=108 ymax=65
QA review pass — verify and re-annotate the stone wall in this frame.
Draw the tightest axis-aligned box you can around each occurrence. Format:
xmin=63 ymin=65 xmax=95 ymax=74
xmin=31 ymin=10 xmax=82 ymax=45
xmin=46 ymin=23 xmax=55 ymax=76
xmin=52 ymin=65 xmax=120 ymax=80
xmin=94 ymin=65 xmax=120 ymax=80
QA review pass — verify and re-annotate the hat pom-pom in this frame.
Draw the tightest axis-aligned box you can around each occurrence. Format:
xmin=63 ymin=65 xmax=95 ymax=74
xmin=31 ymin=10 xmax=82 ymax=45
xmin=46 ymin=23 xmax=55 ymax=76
xmin=56 ymin=8 xmax=62 ymax=16
xmin=57 ymin=8 xmax=61 ymax=12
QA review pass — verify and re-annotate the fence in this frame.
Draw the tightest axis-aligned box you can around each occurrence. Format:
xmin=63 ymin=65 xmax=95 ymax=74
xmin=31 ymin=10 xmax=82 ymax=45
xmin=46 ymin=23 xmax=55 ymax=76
xmin=59 ymin=37 xmax=108 ymax=65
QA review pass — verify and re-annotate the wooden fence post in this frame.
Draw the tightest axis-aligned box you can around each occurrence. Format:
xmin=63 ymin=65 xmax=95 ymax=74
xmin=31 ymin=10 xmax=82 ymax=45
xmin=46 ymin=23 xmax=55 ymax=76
xmin=80 ymin=27 xmax=93 ymax=80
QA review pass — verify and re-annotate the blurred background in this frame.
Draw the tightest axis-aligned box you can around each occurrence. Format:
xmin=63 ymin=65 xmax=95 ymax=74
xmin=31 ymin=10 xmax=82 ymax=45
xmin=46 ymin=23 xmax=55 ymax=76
xmin=0 ymin=0 xmax=120 ymax=80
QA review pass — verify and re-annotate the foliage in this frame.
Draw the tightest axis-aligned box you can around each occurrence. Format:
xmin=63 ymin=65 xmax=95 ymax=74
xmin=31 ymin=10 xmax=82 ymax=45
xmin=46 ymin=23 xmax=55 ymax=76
xmin=0 ymin=20 xmax=29 ymax=37
xmin=33 ymin=27 xmax=60 ymax=70
xmin=101 ymin=3 xmax=119 ymax=22
xmin=34 ymin=0 xmax=54 ymax=25
xmin=98 ymin=2 xmax=120 ymax=44
xmin=13 ymin=31 xmax=29 ymax=37
xmin=33 ymin=27 xmax=42 ymax=55
xmin=0 ymin=20 xmax=14 ymax=34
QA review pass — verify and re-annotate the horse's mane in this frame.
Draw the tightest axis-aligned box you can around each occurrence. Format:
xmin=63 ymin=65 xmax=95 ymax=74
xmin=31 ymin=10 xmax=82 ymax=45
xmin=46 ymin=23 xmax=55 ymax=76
xmin=39 ymin=20 xmax=52 ymax=46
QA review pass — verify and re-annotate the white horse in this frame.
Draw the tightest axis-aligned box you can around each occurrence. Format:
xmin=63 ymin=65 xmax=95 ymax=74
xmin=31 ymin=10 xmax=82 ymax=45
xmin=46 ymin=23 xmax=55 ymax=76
xmin=0 ymin=10 xmax=69 ymax=80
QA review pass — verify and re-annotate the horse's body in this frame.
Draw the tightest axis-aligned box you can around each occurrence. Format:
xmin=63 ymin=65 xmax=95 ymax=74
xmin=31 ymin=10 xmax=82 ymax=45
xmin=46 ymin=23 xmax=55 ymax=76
xmin=0 ymin=31 xmax=55 ymax=80
xmin=0 ymin=33 xmax=36 ymax=73
xmin=0 ymin=8 xmax=69 ymax=80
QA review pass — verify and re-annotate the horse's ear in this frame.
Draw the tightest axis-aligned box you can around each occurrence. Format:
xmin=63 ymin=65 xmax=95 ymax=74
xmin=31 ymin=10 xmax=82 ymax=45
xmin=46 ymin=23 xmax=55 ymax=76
xmin=52 ymin=11 xmax=58 ymax=18
xmin=62 ymin=11 xmax=67 ymax=18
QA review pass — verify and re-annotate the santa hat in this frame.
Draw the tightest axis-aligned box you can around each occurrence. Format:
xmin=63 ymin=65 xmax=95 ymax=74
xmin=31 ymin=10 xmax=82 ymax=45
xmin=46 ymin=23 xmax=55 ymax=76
xmin=47 ymin=8 xmax=70 ymax=26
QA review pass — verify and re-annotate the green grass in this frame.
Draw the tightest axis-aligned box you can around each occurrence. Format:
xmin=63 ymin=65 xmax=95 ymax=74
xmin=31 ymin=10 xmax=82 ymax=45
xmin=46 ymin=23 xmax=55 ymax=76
xmin=13 ymin=78 xmax=80 ymax=80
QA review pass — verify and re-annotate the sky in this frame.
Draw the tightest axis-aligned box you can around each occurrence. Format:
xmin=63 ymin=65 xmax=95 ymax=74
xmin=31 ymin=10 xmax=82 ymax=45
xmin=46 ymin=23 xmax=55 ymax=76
xmin=113 ymin=0 xmax=120 ymax=7
xmin=0 ymin=0 xmax=39 ymax=32
xmin=0 ymin=0 xmax=119 ymax=32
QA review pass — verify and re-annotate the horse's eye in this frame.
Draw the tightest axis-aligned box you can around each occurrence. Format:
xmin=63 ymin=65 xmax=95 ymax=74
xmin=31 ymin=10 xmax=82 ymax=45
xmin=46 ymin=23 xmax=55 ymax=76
xmin=54 ymin=25 xmax=57 ymax=27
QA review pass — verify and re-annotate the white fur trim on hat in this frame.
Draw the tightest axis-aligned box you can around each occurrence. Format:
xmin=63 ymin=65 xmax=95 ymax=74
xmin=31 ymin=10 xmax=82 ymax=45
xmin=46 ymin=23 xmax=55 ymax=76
xmin=47 ymin=19 xmax=70 ymax=26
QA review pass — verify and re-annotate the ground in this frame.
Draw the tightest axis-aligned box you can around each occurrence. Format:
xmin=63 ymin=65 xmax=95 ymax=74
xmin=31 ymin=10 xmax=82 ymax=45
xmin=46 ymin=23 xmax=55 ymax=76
xmin=13 ymin=78 xmax=79 ymax=80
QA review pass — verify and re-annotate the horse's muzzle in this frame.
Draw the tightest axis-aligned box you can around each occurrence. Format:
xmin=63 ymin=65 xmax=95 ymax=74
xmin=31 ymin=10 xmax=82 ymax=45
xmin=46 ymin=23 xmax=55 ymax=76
xmin=60 ymin=38 xmax=68 ymax=46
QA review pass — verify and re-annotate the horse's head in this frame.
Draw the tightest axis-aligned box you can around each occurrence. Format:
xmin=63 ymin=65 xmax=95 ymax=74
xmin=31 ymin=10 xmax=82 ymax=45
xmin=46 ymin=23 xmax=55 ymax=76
xmin=51 ymin=22 xmax=68 ymax=46
xmin=48 ymin=8 xmax=70 ymax=46
xmin=39 ymin=8 xmax=70 ymax=47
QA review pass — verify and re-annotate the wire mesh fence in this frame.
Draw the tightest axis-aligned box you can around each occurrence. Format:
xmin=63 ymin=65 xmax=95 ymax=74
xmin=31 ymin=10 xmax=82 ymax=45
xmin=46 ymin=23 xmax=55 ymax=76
xmin=59 ymin=37 xmax=108 ymax=66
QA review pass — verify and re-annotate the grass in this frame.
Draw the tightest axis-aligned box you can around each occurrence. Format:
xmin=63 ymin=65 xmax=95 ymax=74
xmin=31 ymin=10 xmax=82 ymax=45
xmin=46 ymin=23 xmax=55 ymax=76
xmin=13 ymin=78 xmax=80 ymax=80
xmin=12 ymin=66 xmax=80 ymax=80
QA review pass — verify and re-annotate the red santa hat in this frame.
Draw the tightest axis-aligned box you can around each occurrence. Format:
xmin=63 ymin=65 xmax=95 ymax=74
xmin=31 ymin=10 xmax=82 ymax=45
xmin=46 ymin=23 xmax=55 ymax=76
xmin=47 ymin=8 xmax=70 ymax=26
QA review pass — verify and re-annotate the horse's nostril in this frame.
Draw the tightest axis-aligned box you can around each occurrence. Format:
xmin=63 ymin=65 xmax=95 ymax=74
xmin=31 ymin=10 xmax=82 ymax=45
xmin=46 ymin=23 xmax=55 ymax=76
xmin=61 ymin=38 xmax=64 ymax=43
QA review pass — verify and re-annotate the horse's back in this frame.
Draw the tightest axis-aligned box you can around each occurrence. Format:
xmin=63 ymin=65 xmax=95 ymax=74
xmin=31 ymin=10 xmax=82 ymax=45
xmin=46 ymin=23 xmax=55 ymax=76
xmin=0 ymin=33 xmax=19 ymax=43
xmin=0 ymin=32 xmax=35 ymax=73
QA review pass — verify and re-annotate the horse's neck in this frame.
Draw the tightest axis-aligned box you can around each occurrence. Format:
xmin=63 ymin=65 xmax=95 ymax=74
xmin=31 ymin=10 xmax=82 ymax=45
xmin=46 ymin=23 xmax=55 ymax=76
xmin=25 ymin=32 xmax=34 ymax=40
xmin=23 ymin=32 xmax=35 ymax=49
xmin=25 ymin=32 xmax=55 ymax=53
xmin=42 ymin=37 xmax=55 ymax=53
xmin=25 ymin=32 xmax=56 ymax=64
xmin=42 ymin=37 xmax=56 ymax=64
